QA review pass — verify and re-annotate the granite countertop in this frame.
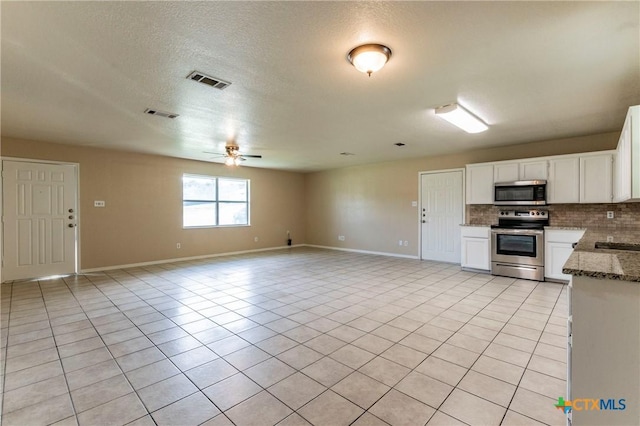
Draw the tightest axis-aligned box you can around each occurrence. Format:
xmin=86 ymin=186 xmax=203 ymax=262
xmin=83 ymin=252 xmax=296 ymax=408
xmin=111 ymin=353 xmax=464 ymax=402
xmin=563 ymin=227 xmax=640 ymax=282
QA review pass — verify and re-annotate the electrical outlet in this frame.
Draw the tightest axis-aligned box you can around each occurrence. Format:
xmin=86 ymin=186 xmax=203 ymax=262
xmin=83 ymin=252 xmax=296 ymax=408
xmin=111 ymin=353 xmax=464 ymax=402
xmin=176 ymin=243 xmax=181 ymax=249
xmin=254 ymin=237 xmax=259 ymax=242
xmin=404 ymin=241 xmax=408 ymax=246
xmin=94 ymin=200 xmax=105 ymax=207
xmin=607 ymin=211 xmax=614 ymax=219
xmin=607 ymin=235 xmax=614 ymax=242
xmin=338 ymin=235 xmax=345 ymax=241
xmin=398 ymin=240 xmax=403 ymax=246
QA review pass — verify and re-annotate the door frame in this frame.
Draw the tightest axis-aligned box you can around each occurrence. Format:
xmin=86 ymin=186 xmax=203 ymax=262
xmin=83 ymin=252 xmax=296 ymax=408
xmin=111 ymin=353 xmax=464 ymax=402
xmin=1 ymin=157 xmax=81 ymax=281
xmin=418 ymin=168 xmax=466 ymax=261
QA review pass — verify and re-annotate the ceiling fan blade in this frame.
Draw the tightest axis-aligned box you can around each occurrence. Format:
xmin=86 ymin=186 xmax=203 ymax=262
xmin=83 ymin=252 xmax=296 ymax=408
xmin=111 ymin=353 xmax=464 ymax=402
xmin=241 ymin=154 xmax=262 ymax=158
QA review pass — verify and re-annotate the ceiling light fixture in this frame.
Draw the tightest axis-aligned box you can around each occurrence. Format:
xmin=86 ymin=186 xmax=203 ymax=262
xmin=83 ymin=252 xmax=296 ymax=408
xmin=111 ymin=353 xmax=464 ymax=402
xmin=347 ymin=44 xmax=392 ymax=77
xmin=435 ymin=103 xmax=488 ymax=133
xmin=224 ymin=146 xmax=244 ymax=166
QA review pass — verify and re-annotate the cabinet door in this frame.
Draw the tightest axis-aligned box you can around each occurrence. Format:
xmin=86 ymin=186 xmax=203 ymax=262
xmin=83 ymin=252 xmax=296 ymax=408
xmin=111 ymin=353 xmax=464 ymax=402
xmin=461 ymin=237 xmax=490 ymax=270
xmin=548 ymin=157 xmax=580 ymax=203
xmin=545 ymin=242 xmax=575 ymax=281
xmin=493 ymin=163 xmax=519 ymax=183
xmin=466 ymin=164 xmax=494 ymax=204
xmin=580 ymin=154 xmax=613 ymax=203
xmin=520 ymin=160 xmax=548 ymax=180
xmin=631 ymin=106 xmax=640 ymax=199
xmin=615 ymin=113 xmax=632 ymax=202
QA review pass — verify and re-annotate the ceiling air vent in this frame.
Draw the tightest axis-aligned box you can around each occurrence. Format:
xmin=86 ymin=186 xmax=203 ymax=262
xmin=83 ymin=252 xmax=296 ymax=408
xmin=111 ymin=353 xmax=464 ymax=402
xmin=187 ymin=71 xmax=231 ymax=90
xmin=144 ymin=108 xmax=179 ymax=119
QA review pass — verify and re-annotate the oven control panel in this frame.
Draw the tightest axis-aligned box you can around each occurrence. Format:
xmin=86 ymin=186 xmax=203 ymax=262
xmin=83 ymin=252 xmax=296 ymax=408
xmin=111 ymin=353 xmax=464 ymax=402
xmin=498 ymin=210 xmax=547 ymax=219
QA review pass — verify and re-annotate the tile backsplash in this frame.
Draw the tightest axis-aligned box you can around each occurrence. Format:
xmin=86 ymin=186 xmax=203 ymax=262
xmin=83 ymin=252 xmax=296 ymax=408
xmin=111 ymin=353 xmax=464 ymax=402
xmin=467 ymin=203 xmax=640 ymax=228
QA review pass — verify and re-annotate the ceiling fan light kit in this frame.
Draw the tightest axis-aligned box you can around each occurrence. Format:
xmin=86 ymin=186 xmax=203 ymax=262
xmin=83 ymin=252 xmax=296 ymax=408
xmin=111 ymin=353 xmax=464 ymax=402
xmin=347 ymin=43 xmax=392 ymax=77
xmin=435 ymin=103 xmax=489 ymax=134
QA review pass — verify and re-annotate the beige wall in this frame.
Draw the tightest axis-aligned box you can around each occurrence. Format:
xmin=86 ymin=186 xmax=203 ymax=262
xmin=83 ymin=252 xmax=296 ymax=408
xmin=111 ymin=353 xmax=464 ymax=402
xmin=305 ymin=132 xmax=619 ymax=256
xmin=1 ymin=131 xmax=620 ymax=269
xmin=2 ymin=138 xmax=307 ymax=269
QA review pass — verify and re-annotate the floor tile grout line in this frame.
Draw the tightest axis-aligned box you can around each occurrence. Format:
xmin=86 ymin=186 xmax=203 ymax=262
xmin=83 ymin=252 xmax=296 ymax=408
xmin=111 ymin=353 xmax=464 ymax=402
xmin=15 ymin=278 xmax=77 ymax=423
xmin=419 ymin=277 xmax=556 ymax=424
xmin=61 ymin=275 xmax=252 ymax=424
xmin=54 ymin=274 xmax=156 ymax=425
xmin=291 ymin=272 xmax=523 ymax=426
xmin=0 ymin=282 xmax=14 ymax=425
xmin=497 ymin=283 xmax=567 ymax=426
xmin=2 ymin=249 xmax=570 ymax=426
xmin=396 ymin=276 xmax=530 ymax=420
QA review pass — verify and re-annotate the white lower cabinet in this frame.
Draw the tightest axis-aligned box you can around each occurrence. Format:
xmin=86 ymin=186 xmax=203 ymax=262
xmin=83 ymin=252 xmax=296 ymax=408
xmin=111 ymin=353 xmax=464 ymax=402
xmin=544 ymin=229 xmax=585 ymax=281
xmin=460 ymin=226 xmax=490 ymax=271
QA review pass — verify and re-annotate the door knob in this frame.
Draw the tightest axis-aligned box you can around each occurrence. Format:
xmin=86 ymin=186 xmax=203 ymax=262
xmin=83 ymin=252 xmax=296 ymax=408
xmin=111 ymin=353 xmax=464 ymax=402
xmin=68 ymin=208 xmax=74 ymax=213
xmin=422 ymin=220 xmax=426 ymax=223
xmin=68 ymin=224 xmax=76 ymax=228
xmin=68 ymin=215 xmax=74 ymax=220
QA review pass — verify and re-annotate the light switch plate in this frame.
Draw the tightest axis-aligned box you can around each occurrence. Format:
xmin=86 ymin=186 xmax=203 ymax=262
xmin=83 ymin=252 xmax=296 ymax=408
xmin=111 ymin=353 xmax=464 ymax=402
xmin=94 ymin=200 xmax=105 ymax=207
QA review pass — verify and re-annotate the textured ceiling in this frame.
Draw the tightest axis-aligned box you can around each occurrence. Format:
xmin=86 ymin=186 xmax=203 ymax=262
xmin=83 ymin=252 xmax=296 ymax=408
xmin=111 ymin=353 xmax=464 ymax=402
xmin=2 ymin=1 xmax=639 ymax=172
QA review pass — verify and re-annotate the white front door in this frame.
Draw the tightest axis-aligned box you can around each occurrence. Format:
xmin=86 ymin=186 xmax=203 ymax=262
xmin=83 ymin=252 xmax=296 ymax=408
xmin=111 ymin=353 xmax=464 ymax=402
xmin=420 ymin=170 xmax=463 ymax=263
xmin=2 ymin=160 xmax=78 ymax=281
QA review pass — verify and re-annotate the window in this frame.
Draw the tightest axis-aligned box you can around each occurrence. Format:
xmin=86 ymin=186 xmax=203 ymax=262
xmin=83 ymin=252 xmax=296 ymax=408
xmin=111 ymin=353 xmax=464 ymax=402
xmin=182 ymin=174 xmax=249 ymax=227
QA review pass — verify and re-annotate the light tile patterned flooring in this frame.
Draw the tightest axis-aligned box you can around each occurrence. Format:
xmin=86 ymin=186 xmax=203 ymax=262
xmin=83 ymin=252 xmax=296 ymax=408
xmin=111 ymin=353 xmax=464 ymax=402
xmin=0 ymin=247 xmax=569 ymax=426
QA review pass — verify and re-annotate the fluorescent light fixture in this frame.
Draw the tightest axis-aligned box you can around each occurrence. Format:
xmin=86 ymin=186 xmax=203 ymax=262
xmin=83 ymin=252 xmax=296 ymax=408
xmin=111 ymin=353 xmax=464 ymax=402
xmin=435 ymin=103 xmax=488 ymax=133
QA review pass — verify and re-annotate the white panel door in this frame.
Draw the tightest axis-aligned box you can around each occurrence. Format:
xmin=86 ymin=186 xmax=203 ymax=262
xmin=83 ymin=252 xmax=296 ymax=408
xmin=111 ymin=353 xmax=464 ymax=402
xmin=421 ymin=171 xmax=463 ymax=263
xmin=2 ymin=161 xmax=77 ymax=281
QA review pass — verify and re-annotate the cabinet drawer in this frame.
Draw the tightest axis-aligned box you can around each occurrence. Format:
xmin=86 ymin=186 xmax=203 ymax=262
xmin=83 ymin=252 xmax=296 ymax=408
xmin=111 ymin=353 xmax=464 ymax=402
xmin=545 ymin=229 xmax=585 ymax=244
xmin=460 ymin=226 xmax=490 ymax=239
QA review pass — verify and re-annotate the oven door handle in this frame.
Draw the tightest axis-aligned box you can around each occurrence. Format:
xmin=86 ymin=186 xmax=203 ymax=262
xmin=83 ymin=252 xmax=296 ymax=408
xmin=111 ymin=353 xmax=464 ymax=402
xmin=494 ymin=263 xmax=540 ymax=271
xmin=491 ymin=229 xmax=544 ymax=236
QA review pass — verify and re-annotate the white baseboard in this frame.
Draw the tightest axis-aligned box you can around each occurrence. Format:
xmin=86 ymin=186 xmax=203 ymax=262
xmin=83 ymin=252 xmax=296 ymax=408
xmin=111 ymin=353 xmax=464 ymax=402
xmin=305 ymin=244 xmax=419 ymax=260
xmin=80 ymin=244 xmax=306 ymax=273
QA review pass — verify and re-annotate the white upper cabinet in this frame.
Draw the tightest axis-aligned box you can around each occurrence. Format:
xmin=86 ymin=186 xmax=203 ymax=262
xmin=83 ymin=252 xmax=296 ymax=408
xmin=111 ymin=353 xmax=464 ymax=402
xmin=519 ymin=160 xmax=548 ymax=180
xmin=464 ymin=142 xmax=621 ymax=205
xmin=493 ymin=160 xmax=547 ymax=184
xmin=493 ymin=163 xmax=519 ymax=183
xmin=580 ymin=153 xmax=613 ymax=203
xmin=548 ymin=157 xmax=580 ymax=203
xmin=466 ymin=164 xmax=494 ymax=204
xmin=614 ymin=105 xmax=640 ymax=202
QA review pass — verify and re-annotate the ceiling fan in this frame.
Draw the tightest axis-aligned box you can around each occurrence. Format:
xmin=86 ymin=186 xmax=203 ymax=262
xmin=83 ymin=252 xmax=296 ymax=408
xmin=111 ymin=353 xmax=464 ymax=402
xmin=204 ymin=145 xmax=262 ymax=166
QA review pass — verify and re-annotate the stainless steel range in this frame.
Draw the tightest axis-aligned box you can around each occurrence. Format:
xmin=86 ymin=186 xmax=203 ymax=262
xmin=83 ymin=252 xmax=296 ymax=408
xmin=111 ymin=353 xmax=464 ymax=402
xmin=491 ymin=209 xmax=549 ymax=281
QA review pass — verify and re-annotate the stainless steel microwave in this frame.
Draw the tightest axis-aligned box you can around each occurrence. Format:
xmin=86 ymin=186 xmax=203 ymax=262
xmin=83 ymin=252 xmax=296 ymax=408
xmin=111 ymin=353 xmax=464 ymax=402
xmin=494 ymin=180 xmax=547 ymax=205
